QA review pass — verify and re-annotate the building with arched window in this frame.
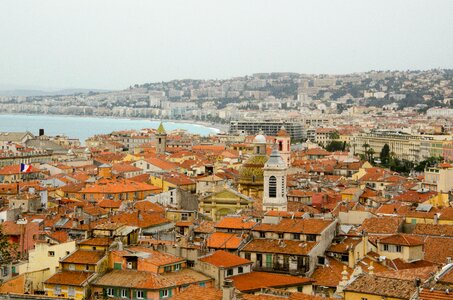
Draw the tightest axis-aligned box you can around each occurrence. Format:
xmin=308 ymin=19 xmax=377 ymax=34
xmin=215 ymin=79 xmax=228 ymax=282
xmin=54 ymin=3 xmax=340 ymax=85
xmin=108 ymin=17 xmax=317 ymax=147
xmin=263 ymin=144 xmax=288 ymax=211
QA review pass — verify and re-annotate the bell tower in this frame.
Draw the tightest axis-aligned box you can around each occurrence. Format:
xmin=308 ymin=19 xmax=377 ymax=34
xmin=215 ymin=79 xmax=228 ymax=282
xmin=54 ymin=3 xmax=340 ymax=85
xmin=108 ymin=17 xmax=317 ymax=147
xmin=155 ymin=122 xmax=167 ymax=155
xmin=263 ymin=144 xmax=288 ymax=211
xmin=275 ymin=126 xmax=291 ymax=167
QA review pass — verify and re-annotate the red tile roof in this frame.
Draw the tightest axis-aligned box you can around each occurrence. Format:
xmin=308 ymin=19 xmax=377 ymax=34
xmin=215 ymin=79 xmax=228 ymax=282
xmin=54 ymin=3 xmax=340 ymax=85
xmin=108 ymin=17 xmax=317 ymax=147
xmin=242 ymin=239 xmax=316 ymax=256
xmin=230 ymin=271 xmax=313 ymax=292
xmin=45 ymin=271 xmax=94 ymax=286
xmin=215 ymin=217 xmax=257 ymax=230
xmin=254 ymin=218 xmax=333 ymax=235
xmin=379 ymin=234 xmax=424 ymax=246
xmin=199 ymin=250 xmax=251 ymax=268
xmin=206 ymin=232 xmax=244 ymax=250
xmin=62 ymin=249 xmax=105 ymax=265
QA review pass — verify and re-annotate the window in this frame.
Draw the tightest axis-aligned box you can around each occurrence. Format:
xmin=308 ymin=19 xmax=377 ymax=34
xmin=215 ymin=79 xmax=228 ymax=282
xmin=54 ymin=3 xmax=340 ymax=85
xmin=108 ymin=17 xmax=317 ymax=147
xmin=266 ymin=254 xmax=272 ymax=268
xmin=68 ymin=286 xmax=75 ymax=297
xmin=293 ymin=233 xmax=300 ymax=240
xmin=2 ymin=266 xmax=8 ymax=277
xmin=317 ymin=256 xmax=326 ymax=265
xmin=227 ymin=269 xmax=233 ymax=276
xmin=48 ymin=251 xmax=55 ymax=257
xmin=181 ymin=213 xmax=188 ymax=221
xmin=383 ymin=244 xmax=389 ymax=251
xmin=69 ymin=264 xmax=75 ymax=271
xmin=121 ymin=289 xmax=128 ymax=298
xmin=66 ymin=251 xmax=70 ymax=256
xmin=199 ymin=282 xmax=206 ymax=287
xmin=164 ymin=266 xmax=172 ymax=272
xmin=238 ymin=266 xmax=243 ymax=274
xmin=269 ymin=176 xmax=277 ymax=198
xmin=54 ymin=285 xmax=61 ymax=295
xmin=106 ymin=288 xmax=114 ymax=297
xmin=306 ymin=234 xmax=316 ymax=242
xmin=174 ymin=264 xmax=181 ymax=271
xmin=161 ymin=289 xmax=169 ymax=298
xmin=396 ymin=245 xmax=402 ymax=252
xmin=245 ymin=253 xmax=251 ymax=260
xmin=136 ymin=290 xmax=144 ymax=299
xmin=260 ymin=232 xmax=265 ymax=238
xmin=278 ymin=233 xmax=284 ymax=239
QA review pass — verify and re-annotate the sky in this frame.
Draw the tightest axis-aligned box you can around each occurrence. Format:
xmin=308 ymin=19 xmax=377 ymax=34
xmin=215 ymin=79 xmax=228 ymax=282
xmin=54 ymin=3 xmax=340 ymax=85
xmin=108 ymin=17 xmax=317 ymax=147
xmin=0 ymin=0 xmax=452 ymax=90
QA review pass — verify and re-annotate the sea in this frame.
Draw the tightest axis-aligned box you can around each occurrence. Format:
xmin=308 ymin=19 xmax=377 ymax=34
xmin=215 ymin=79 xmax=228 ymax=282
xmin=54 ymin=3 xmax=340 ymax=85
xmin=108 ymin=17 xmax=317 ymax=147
xmin=0 ymin=114 xmax=221 ymax=143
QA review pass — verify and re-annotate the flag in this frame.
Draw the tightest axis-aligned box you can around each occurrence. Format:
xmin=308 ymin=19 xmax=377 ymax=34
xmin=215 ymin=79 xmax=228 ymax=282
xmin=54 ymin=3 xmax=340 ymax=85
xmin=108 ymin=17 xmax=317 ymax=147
xmin=20 ymin=163 xmax=32 ymax=173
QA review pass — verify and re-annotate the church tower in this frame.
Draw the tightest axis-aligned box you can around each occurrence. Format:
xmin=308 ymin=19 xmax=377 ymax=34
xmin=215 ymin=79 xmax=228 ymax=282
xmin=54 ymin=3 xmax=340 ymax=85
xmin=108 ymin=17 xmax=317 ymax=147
xmin=275 ymin=126 xmax=291 ymax=167
xmin=155 ymin=122 xmax=167 ymax=155
xmin=263 ymin=144 xmax=288 ymax=211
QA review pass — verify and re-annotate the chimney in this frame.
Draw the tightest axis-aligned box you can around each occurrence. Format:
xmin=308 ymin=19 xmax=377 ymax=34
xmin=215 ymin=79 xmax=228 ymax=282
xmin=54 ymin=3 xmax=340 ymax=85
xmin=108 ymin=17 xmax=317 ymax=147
xmin=222 ymin=279 xmax=235 ymax=300
xmin=39 ymin=129 xmax=45 ymax=136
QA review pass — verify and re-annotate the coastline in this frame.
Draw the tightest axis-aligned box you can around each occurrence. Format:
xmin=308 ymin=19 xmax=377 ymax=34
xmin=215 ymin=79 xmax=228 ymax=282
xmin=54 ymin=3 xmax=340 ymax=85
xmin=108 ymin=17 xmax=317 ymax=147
xmin=0 ymin=112 xmax=228 ymax=133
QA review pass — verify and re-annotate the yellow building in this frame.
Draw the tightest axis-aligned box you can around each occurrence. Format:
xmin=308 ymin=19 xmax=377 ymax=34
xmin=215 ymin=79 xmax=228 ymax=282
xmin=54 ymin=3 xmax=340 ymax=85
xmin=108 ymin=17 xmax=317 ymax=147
xmin=376 ymin=234 xmax=424 ymax=262
xmin=44 ymin=248 xmax=108 ymax=299
xmin=199 ymin=186 xmax=253 ymax=221
xmin=149 ymin=172 xmax=196 ymax=193
xmin=44 ymin=271 xmax=95 ymax=300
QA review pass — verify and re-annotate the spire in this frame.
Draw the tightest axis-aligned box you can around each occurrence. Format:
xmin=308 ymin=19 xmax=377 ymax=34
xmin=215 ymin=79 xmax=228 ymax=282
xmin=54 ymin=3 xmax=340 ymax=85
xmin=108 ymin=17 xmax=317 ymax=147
xmin=157 ymin=122 xmax=166 ymax=134
xmin=266 ymin=143 xmax=286 ymax=167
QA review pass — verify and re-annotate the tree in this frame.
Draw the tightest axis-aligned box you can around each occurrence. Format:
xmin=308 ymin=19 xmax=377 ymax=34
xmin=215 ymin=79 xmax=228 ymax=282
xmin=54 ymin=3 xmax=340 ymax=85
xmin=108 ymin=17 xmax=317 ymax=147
xmin=325 ymin=141 xmax=344 ymax=152
xmin=329 ymin=131 xmax=340 ymax=140
xmin=380 ymin=144 xmax=391 ymax=166
xmin=367 ymin=148 xmax=375 ymax=162
xmin=0 ymin=224 xmax=15 ymax=266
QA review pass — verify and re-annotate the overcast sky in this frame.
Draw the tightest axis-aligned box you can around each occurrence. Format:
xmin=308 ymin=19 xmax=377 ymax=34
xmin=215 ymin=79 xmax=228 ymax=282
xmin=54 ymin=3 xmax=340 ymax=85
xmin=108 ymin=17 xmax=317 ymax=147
xmin=0 ymin=0 xmax=452 ymax=90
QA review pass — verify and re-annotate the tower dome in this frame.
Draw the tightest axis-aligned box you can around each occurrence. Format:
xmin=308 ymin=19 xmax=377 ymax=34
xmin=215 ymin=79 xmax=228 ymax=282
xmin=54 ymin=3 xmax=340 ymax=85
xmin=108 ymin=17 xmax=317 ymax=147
xmin=253 ymin=134 xmax=266 ymax=144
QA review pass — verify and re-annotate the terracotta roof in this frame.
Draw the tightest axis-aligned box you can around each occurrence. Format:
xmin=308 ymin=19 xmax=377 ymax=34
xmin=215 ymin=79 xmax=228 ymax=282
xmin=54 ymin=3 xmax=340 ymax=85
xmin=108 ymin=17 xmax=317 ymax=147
xmin=78 ymin=237 xmax=113 ymax=247
xmin=345 ymin=274 xmax=416 ymax=299
xmin=423 ymin=236 xmax=453 ymax=264
xmin=98 ymin=199 xmax=122 ymax=209
xmin=419 ymin=289 xmax=453 ymax=300
xmin=80 ymin=178 xmax=160 ymax=194
xmin=360 ymin=217 xmax=403 ymax=235
xmin=394 ymin=190 xmax=437 ymax=204
xmin=215 ymin=217 xmax=257 ymax=230
xmin=253 ymin=218 xmax=333 ymax=235
xmin=0 ymin=164 xmax=40 ymax=175
xmin=172 ymin=285 xmax=333 ymax=300
xmin=93 ymin=269 xmax=211 ymax=290
xmin=312 ymin=258 xmax=353 ymax=287
xmin=62 ymin=249 xmax=105 ymax=265
xmin=413 ymin=224 xmax=453 ymax=237
xmin=199 ymin=250 xmax=251 ymax=268
xmin=108 ymin=211 xmax=170 ymax=229
xmin=206 ymin=232 xmax=244 ymax=250
xmin=242 ymin=239 xmax=316 ymax=256
xmin=376 ymin=265 xmax=438 ymax=281
xmin=134 ymin=201 xmax=165 ymax=213
xmin=144 ymin=157 xmax=177 ymax=171
xmin=379 ymin=234 xmax=424 ymax=246
xmin=115 ymin=246 xmax=184 ymax=266
xmin=327 ymin=237 xmax=362 ymax=253
xmin=230 ymin=271 xmax=313 ymax=292
xmin=45 ymin=271 xmax=94 ymax=286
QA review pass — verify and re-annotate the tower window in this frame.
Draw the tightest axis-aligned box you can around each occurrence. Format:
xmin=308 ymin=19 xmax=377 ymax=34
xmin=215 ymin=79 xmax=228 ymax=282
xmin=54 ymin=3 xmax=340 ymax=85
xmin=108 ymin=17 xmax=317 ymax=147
xmin=269 ymin=176 xmax=277 ymax=198
xmin=158 ymin=138 xmax=162 ymax=144
xmin=279 ymin=141 xmax=283 ymax=151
